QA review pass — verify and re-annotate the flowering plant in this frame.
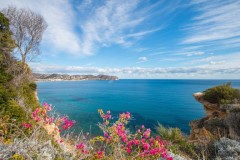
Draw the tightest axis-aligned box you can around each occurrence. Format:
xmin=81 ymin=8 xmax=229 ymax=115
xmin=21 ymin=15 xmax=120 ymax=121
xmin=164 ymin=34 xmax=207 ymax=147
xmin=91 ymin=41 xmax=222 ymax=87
xmin=89 ymin=109 xmax=173 ymax=159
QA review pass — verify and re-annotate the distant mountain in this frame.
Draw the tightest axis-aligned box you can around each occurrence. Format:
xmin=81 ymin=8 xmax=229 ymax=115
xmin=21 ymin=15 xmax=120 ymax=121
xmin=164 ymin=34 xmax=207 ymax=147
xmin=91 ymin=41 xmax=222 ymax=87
xmin=33 ymin=73 xmax=119 ymax=81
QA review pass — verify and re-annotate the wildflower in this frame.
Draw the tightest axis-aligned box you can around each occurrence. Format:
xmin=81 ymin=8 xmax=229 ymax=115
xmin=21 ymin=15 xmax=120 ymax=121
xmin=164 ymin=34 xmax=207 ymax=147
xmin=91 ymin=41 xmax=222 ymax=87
xmin=21 ymin=123 xmax=32 ymax=129
xmin=76 ymin=142 xmax=84 ymax=150
xmin=143 ymin=128 xmax=151 ymax=138
xmin=43 ymin=102 xmax=52 ymax=111
xmin=44 ymin=117 xmax=54 ymax=124
xmin=62 ymin=119 xmax=75 ymax=130
xmin=142 ymin=142 xmax=150 ymax=150
xmin=104 ymin=132 xmax=108 ymax=137
xmin=95 ymin=150 xmax=104 ymax=159
xmin=60 ymin=116 xmax=75 ymax=130
xmin=127 ymin=147 xmax=131 ymax=154
xmin=125 ymin=112 xmax=131 ymax=119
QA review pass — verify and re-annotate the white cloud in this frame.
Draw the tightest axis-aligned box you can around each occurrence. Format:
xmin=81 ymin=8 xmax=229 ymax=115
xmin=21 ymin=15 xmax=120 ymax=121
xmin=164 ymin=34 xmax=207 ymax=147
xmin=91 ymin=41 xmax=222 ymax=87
xmin=78 ymin=0 xmax=166 ymax=55
xmin=137 ymin=56 xmax=148 ymax=62
xmin=0 ymin=0 xmax=174 ymax=55
xmin=183 ymin=0 xmax=240 ymax=45
xmin=186 ymin=51 xmax=204 ymax=56
xmin=30 ymin=63 xmax=240 ymax=79
xmin=30 ymin=52 xmax=240 ymax=78
xmin=0 ymin=0 xmax=81 ymax=55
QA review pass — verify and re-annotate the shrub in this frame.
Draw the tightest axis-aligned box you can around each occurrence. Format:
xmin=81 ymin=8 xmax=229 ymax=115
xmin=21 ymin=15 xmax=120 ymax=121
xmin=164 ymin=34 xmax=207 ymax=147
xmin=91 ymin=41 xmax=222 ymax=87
xmin=203 ymin=83 xmax=240 ymax=105
xmin=28 ymin=82 xmax=37 ymax=91
xmin=1 ymin=103 xmax=174 ymax=160
xmin=214 ymin=137 xmax=240 ymax=160
xmin=156 ymin=123 xmax=197 ymax=159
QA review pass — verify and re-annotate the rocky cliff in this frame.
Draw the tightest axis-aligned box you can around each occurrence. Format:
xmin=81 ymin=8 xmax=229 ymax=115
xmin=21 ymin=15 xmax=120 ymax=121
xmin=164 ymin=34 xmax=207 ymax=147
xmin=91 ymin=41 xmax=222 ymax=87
xmin=189 ymin=92 xmax=240 ymax=144
xmin=33 ymin=73 xmax=119 ymax=81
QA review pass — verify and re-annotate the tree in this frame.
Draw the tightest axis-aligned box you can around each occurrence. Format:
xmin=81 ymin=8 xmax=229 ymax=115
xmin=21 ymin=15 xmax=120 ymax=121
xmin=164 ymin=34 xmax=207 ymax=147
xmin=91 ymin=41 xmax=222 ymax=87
xmin=0 ymin=11 xmax=16 ymax=72
xmin=2 ymin=6 xmax=47 ymax=68
xmin=0 ymin=12 xmax=15 ymax=60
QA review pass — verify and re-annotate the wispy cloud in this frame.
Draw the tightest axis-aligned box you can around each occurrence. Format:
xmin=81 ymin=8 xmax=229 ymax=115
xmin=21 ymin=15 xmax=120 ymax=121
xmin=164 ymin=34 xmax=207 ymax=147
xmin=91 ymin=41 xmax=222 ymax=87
xmin=78 ymin=0 xmax=170 ymax=55
xmin=0 ymin=0 xmax=81 ymax=54
xmin=137 ymin=57 xmax=148 ymax=63
xmin=182 ymin=0 xmax=240 ymax=45
xmin=0 ymin=0 xmax=175 ymax=56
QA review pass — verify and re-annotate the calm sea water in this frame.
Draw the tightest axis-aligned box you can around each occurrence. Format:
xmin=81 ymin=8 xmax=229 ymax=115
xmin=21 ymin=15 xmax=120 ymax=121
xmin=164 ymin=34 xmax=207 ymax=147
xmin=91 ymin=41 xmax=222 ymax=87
xmin=37 ymin=79 xmax=240 ymax=135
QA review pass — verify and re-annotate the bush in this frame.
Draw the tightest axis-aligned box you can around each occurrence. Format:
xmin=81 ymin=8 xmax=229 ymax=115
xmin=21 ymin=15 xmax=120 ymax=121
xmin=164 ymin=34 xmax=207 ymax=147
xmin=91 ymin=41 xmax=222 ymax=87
xmin=28 ymin=82 xmax=37 ymax=91
xmin=155 ymin=123 xmax=197 ymax=159
xmin=203 ymin=83 xmax=240 ymax=105
xmin=214 ymin=137 xmax=240 ymax=160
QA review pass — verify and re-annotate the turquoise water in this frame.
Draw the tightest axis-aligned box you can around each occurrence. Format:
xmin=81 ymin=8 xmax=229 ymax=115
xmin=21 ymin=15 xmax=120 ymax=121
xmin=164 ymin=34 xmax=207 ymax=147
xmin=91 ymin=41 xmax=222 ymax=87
xmin=37 ymin=79 xmax=240 ymax=135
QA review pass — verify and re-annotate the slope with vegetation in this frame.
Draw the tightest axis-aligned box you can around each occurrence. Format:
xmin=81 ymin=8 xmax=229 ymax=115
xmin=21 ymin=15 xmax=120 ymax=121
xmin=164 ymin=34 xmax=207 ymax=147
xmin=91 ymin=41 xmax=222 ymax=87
xmin=1 ymin=6 xmax=240 ymax=160
xmin=0 ymin=8 xmax=174 ymax=160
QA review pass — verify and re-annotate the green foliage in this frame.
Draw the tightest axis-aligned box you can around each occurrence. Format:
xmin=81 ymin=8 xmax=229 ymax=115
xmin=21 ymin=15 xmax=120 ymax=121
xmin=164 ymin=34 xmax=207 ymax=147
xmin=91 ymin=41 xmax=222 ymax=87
xmin=156 ymin=123 xmax=185 ymax=143
xmin=29 ymin=82 xmax=37 ymax=91
xmin=156 ymin=123 xmax=197 ymax=159
xmin=0 ymin=12 xmax=15 ymax=56
xmin=203 ymin=83 xmax=240 ymax=105
xmin=19 ymin=82 xmax=39 ymax=110
xmin=0 ymin=12 xmax=39 ymax=141
xmin=5 ymin=100 xmax=27 ymax=122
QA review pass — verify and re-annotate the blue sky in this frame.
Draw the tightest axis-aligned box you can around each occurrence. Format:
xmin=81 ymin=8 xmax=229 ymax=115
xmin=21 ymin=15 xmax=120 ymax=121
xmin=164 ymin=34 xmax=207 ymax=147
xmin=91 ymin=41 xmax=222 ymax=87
xmin=1 ymin=0 xmax=240 ymax=79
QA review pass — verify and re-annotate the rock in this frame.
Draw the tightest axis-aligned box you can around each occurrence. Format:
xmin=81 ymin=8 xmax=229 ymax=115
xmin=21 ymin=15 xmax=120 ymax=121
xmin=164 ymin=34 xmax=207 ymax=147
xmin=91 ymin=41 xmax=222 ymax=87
xmin=189 ymin=92 xmax=240 ymax=144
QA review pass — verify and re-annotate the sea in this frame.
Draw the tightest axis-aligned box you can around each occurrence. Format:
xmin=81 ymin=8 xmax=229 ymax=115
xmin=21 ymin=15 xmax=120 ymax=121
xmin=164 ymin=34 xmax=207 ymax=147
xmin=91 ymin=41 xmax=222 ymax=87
xmin=37 ymin=79 xmax=240 ymax=135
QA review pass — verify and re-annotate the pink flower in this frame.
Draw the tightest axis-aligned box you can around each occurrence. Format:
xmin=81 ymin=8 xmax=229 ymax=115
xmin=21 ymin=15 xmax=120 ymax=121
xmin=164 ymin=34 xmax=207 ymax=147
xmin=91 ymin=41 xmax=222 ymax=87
xmin=21 ymin=123 xmax=32 ymax=129
xmin=62 ymin=120 xmax=75 ymax=130
xmin=143 ymin=129 xmax=151 ymax=138
xmin=43 ymin=102 xmax=52 ymax=111
xmin=76 ymin=142 xmax=84 ymax=150
xmin=44 ymin=117 xmax=54 ymax=124
xmin=133 ymin=139 xmax=139 ymax=145
xmin=96 ymin=150 xmax=104 ymax=159
xmin=104 ymin=132 xmax=108 ymax=137
xmin=127 ymin=147 xmax=131 ymax=154
xmin=143 ymin=142 xmax=150 ymax=150
xmin=125 ymin=112 xmax=131 ymax=119
xmin=142 ymin=125 xmax=145 ymax=129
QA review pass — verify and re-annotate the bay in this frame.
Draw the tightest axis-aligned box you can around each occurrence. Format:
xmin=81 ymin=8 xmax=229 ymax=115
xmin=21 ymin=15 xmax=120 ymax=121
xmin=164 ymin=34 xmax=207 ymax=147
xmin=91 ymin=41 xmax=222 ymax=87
xmin=37 ymin=79 xmax=240 ymax=135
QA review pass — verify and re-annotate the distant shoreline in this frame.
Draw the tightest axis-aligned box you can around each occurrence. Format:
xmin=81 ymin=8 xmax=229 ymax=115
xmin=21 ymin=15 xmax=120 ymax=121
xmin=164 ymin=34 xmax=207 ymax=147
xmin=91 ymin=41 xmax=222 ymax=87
xmin=35 ymin=79 xmax=119 ymax=82
xmin=33 ymin=73 xmax=119 ymax=81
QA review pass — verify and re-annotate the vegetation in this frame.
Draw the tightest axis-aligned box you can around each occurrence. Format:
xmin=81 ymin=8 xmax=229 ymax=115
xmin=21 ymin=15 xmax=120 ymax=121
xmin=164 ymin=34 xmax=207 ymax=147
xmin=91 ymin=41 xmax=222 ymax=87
xmin=156 ymin=124 xmax=197 ymax=159
xmin=0 ymin=10 xmax=40 ymax=140
xmin=203 ymin=83 xmax=240 ymax=105
xmin=1 ymin=5 xmax=240 ymax=160
xmin=214 ymin=137 xmax=240 ymax=160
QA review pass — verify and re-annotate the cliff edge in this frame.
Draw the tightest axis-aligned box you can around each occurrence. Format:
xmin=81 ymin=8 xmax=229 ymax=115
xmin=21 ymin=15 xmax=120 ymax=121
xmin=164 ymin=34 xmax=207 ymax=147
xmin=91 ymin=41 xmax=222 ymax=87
xmin=189 ymin=90 xmax=240 ymax=144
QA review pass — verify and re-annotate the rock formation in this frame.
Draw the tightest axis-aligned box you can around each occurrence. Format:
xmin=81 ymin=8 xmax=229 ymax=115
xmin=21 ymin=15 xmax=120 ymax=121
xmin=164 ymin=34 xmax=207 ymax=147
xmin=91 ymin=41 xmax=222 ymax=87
xmin=189 ymin=92 xmax=240 ymax=144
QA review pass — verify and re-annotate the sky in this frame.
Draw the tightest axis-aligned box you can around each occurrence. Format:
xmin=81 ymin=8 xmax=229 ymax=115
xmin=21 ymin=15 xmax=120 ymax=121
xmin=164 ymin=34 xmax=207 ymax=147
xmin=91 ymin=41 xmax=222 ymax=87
xmin=0 ymin=0 xmax=240 ymax=79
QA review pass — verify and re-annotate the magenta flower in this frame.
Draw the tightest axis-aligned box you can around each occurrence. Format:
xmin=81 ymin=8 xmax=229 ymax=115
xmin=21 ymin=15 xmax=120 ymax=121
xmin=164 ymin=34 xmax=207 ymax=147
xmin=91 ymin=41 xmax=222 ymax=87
xmin=143 ymin=129 xmax=151 ymax=138
xmin=21 ymin=123 xmax=32 ymax=129
xmin=125 ymin=112 xmax=131 ymax=119
xmin=76 ymin=142 xmax=84 ymax=150
xmin=61 ymin=117 xmax=75 ymax=130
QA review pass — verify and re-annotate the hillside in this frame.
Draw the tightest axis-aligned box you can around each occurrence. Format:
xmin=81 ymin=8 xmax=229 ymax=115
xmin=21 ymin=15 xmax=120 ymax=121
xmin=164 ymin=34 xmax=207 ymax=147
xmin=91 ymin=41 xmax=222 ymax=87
xmin=33 ymin=73 xmax=119 ymax=81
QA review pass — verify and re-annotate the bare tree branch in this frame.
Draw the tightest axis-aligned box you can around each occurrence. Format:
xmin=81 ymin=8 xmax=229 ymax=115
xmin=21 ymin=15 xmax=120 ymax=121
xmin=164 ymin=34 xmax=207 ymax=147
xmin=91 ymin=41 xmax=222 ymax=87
xmin=2 ymin=6 xmax=47 ymax=68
